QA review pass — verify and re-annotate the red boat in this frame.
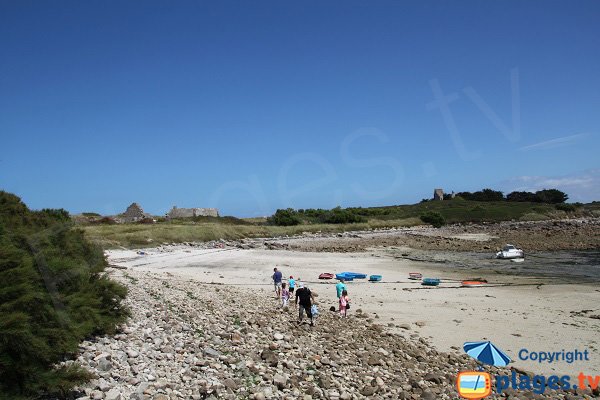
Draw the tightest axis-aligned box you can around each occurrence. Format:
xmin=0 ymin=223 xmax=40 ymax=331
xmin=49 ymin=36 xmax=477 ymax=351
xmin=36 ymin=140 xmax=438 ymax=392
xmin=461 ymin=280 xmax=487 ymax=287
xmin=319 ymin=273 xmax=335 ymax=279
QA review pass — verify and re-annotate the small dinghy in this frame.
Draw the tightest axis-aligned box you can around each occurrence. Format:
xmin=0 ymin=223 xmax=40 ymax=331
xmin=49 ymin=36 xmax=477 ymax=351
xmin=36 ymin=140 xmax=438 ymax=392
xmin=335 ymin=273 xmax=354 ymax=281
xmin=338 ymin=272 xmax=367 ymax=279
xmin=409 ymin=272 xmax=423 ymax=280
xmin=461 ymin=280 xmax=487 ymax=287
xmin=510 ymin=258 xmax=525 ymax=263
xmin=496 ymin=244 xmax=524 ymax=259
xmin=369 ymin=275 xmax=382 ymax=282
xmin=422 ymin=278 xmax=441 ymax=286
xmin=319 ymin=273 xmax=334 ymax=279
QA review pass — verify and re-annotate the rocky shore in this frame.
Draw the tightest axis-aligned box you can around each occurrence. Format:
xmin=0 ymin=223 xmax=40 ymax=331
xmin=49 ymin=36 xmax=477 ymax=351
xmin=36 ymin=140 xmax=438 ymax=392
xmin=266 ymin=218 xmax=600 ymax=253
xmin=152 ymin=218 xmax=600 ymax=254
xmin=69 ymin=269 xmax=598 ymax=399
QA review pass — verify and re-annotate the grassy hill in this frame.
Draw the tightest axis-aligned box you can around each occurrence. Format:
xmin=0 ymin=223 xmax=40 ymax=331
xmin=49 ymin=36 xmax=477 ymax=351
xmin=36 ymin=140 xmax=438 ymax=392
xmin=81 ymin=199 xmax=600 ymax=249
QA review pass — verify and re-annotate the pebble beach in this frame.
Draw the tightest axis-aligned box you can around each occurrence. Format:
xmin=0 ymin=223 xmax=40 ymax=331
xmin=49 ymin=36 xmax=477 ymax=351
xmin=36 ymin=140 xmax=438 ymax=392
xmin=69 ymin=220 xmax=600 ymax=399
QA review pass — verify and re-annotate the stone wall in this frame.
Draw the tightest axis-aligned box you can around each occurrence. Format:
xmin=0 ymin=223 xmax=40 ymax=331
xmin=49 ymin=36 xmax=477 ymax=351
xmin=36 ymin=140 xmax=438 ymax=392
xmin=167 ymin=206 xmax=219 ymax=219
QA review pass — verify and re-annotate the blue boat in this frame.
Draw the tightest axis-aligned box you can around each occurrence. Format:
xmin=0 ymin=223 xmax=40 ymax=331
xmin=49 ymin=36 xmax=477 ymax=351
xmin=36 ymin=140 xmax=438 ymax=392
xmin=369 ymin=275 xmax=382 ymax=282
xmin=422 ymin=278 xmax=441 ymax=286
xmin=340 ymin=272 xmax=367 ymax=279
xmin=335 ymin=273 xmax=354 ymax=281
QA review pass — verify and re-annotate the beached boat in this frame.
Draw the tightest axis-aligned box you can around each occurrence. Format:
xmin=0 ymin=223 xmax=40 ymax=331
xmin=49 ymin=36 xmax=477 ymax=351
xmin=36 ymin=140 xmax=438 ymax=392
xmin=369 ymin=275 xmax=382 ymax=282
xmin=340 ymin=272 xmax=367 ymax=279
xmin=422 ymin=278 xmax=441 ymax=286
xmin=409 ymin=272 xmax=423 ymax=280
xmin=335 ymin=273 xmax=354 ymax=281
xmin=461 ymin=280 xmax=487 ymax=287
xmin=319 ymin=273 xmax=335 ymax=279
xmin=495 ymin=244 xmax=524 ymax=259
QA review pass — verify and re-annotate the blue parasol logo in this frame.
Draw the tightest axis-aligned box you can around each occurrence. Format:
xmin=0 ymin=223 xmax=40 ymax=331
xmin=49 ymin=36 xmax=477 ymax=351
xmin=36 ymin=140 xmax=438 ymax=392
xmin=464 ymin=341 xmax=511 ymax=367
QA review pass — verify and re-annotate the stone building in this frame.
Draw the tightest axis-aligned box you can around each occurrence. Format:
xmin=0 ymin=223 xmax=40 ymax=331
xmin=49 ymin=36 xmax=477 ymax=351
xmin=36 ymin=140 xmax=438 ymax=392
xmin=433 ymin=189 xmax=444 ymax=201
xmin=121 ymin=202 xmax=152 ymax=222
xmin=166 ymin=206 xmax=219 ymax=219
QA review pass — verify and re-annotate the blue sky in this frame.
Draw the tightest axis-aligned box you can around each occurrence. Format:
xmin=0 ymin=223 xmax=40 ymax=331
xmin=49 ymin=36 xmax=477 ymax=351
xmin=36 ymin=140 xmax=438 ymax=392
xmin=1 ymin=1 xmax=599 ymax=216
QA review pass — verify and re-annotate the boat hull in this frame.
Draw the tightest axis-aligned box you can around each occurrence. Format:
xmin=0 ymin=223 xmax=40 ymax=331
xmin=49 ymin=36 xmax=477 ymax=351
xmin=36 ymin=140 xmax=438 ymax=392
xmin=335 ymin=273 xmax=354 ymax=281
xmin=339 ymin=272 xmax=367 ymax=279
xmin=495 ymin=244 xmax=524 ymax=259
xmin=409 ymin=273 xmax=423 ymax=280
xmin=496 ymin=252 xmax=524 ymax=259
xmin=461 ymin=280 xmax=487 ymax=287
xmin=422 ymin=278 xmax=440 ymax=286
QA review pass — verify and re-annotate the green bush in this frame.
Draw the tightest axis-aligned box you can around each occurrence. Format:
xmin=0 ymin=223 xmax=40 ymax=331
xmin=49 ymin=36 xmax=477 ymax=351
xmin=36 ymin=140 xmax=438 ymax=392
xmin=0 ymin=191 xmax=128 ymax=398
xmin=536 ymin=189 xmax=568 ymax=204
xmin=507 ymin=189 xmax=568 ymax=203
xmin=506 ymin=191 xmax=538 ymax=202
xmin=420 ymin=211 xmax=446 ymax=228
xmin=555 ymin=203 xmax=576 ymax=212
xmin=81 ymin=212 xmax=101 ymax=217
xmin=268 ymin=208 xmax=301 ymax=226
xmin=456 ymin=189 xmax=503 ymax=201
xmin=318 ymin=207 xmax=365 ymax=224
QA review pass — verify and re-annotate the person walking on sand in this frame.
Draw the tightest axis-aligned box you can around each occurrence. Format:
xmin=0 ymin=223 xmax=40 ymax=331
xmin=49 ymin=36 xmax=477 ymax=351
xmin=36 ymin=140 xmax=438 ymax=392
xmin=281 ymin=282 xmax=290 ymax=308
xmin=288 ymin=276 xmax=296 ymax=296
xmin=336 ymin=279 xmax=347 ymax=299
xmin=293 ymin=277 xmax=301 ymax=302
xmin=295 ymin=283 xmax=315 ymax=326
xmin=339 ymin=289 xmax=350 ymax=317
xmin=272 ymin=267 xmax=283 ymax=299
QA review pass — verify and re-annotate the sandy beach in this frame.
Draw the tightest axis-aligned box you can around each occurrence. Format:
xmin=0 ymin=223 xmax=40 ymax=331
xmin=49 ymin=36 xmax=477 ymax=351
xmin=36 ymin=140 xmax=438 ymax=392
xmin=107 ymin=238 xmax=600 ymax=378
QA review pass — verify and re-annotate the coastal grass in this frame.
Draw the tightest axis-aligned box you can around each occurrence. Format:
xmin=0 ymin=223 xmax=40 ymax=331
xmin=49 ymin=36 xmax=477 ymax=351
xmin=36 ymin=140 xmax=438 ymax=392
xmin=82 ymin=200 xmax=599 ymax=249
xmin=83 ymin=218 xmax=422 ymax=248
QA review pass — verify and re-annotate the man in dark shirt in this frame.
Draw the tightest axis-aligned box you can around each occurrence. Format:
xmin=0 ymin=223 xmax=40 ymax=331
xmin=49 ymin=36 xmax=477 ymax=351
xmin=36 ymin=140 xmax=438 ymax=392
xmin=295 ymin=283 xmax=315 ymax=326
xmin=272 ymin=267 xmax=283 ymax=299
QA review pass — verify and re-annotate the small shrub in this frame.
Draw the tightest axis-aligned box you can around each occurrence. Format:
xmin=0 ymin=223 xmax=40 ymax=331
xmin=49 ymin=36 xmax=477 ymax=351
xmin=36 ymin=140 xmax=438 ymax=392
xmin=555 ymin=203 xmax=576 ymax=212
xmin=81 ymin=212 xmax=101 ymax=217
xmin=92 ymin=216 xmax=117 ymax=225
xmin=420 ymin=211 xmax=446 ymax=228
xmin=318 ymin=207 xmax=364 ymax=224
xmin=535 ymin=189 xmax=568 ymax=204
xmin=268 ymin=209 xmax=301 ymax=226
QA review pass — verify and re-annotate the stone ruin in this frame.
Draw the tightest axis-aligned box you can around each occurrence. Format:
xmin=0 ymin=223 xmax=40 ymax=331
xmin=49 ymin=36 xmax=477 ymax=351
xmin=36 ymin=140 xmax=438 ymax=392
xmin=121 ymin=203 xmax=152 ymax=223
xmin=166 ymin=206 xmax=219 ymax=219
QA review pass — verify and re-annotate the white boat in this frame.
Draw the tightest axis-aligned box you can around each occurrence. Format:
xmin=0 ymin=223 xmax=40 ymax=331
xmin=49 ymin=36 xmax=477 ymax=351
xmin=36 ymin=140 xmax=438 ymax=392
xmin=495 ymin=244 xmax=524 ymax=259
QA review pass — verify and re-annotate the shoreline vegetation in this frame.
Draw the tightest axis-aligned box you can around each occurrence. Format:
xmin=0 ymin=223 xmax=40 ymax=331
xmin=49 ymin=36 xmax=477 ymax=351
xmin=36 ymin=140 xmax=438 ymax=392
xmin=80 ymin=199 xmax=600 ymax=250
xmin=0 ymin=191 xmax=128 ymax=398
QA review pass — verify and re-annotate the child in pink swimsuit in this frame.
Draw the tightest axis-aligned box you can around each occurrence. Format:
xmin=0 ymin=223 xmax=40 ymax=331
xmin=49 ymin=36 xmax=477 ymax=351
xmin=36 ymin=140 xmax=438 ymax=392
xmin=339 ymin=289 xmax=349 ymax=317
